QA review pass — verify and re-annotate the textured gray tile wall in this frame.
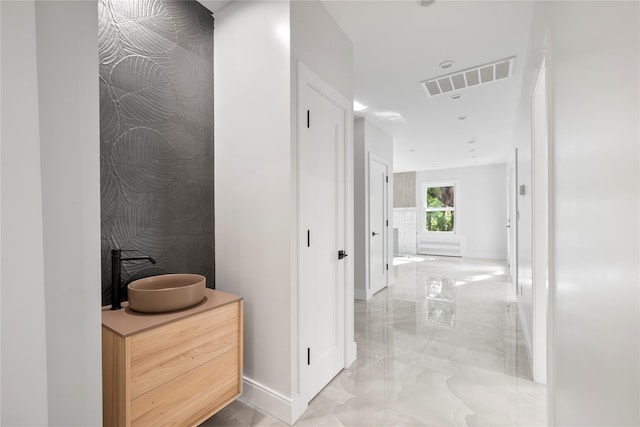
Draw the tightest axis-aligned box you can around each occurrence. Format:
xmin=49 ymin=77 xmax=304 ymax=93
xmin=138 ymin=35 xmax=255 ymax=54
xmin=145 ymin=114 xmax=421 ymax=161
xmin=393 ymin=172 xmax=416 ymax=208
xmin=99 ymin=0 xmax=214 ymax=305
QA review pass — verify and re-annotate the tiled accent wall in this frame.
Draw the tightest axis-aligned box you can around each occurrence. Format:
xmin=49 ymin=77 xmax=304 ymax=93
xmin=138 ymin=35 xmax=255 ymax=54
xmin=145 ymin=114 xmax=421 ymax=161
xmin=393 ymin=171 xmax=416 ymax=208
xmin=393 ymin=208 xmax=417 ymax=254
xmin=99 ymin=0 xmax=214 ymax=305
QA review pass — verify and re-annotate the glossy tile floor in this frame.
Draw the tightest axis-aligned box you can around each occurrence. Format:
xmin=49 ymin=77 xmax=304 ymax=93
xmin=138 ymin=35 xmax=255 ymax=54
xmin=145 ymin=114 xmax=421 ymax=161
xmin=203 ymin=256 xmax=546 ymax=426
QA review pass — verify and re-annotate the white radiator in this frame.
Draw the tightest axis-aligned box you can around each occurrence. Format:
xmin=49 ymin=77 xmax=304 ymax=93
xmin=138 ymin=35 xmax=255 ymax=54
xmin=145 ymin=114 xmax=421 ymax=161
xmin=418 ymin=236 xmax=464 ymax=257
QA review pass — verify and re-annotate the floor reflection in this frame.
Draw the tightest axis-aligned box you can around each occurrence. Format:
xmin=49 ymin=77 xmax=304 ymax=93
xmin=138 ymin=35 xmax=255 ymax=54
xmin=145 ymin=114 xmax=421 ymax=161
xmin=203 ymin=256 xmax=547 ymax=427
xmin=425 ymin=277 xmax=456 ymax=326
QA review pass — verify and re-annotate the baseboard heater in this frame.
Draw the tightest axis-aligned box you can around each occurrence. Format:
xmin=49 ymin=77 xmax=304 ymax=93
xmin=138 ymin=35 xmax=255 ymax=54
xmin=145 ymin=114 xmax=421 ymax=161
xmin=418 ymin=236 xmax=464 ymax=257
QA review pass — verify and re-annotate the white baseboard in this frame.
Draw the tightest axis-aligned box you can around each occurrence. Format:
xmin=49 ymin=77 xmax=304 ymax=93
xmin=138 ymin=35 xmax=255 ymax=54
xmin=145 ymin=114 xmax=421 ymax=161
xmin=346 ymin=341 xmax=357 ymax=367
xmin=516 ymin=299 xmax=534 ymax=375
xmin=240 ymin=376 xmax=305 ymax=425
xmin=463 ymin=251 xmax=508 ymax=260
xmin=354 ymin=287 xmax=367 ymax=301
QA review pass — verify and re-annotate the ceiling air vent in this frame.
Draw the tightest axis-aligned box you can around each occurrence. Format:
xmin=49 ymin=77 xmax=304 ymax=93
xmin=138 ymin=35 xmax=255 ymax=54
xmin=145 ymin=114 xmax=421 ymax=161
xmin=421 ymin=56 xmax=516 ymax=97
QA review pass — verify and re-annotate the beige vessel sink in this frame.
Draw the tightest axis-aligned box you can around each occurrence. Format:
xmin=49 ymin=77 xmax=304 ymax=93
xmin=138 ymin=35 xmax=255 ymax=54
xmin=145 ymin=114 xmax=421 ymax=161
xmin=127 ymin=274 xmax=206 ymax=314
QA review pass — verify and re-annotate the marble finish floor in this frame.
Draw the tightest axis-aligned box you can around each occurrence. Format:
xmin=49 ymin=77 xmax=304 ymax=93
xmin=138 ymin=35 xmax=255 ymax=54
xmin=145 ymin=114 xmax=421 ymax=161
xmin=202 ymin=256 xmax=546 ymax=426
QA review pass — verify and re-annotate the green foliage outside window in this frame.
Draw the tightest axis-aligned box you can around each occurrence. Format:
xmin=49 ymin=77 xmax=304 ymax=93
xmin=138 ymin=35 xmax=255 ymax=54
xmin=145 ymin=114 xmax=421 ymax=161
xmin=426 ymin=211 xmax=454 ymax=232
xmin=425 ymin=185 xmax=455 ymax=232
xmin=426 ymin=186 xmax=454 ymax=208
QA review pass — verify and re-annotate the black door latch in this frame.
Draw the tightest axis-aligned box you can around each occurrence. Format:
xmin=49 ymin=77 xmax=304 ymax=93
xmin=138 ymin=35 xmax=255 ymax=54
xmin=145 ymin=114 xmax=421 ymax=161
xmin=338 ymin=250 xmax=348 ymax=260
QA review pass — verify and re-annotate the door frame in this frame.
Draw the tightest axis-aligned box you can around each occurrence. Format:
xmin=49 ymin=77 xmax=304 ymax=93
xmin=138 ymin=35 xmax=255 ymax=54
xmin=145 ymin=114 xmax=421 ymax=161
xmin=532 ymin=54 xmax=552 ymax=385
xmin=366 ymin=152 xmax=389 ymax=298
xmin=295 ymin=61 xmax=356 ymax=410
xmin=508 ymin=148 xmax=519 ymax=290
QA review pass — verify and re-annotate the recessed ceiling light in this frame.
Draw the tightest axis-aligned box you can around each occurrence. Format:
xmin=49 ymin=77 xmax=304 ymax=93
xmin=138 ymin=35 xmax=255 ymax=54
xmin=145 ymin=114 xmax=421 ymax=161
xmin=417 ymin=0 xmax=436 ymax=7
xmin=409 ymin=148 xmax=416 ymax=152
xmin=451 ymin=94 xmax=462 ymax=100
xmin=439 ymin=60 xmax=454 ymax=70
xmin=374 ymin=111 xmax=405 ymax=122
xmin=458 ymin=115 xmax=467 ymax=120
xmin=467 ymin=139 xmax=476 ymax=144
xmin=353 ymin=100 xmax=368 ymax=112
xmin=469 ymin=149 xmax=476 ymax=152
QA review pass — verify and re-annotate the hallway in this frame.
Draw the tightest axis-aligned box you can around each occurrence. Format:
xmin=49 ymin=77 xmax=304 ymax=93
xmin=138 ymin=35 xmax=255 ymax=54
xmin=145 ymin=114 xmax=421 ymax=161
xmin=204 ymin=256 xmax=546 ymax=426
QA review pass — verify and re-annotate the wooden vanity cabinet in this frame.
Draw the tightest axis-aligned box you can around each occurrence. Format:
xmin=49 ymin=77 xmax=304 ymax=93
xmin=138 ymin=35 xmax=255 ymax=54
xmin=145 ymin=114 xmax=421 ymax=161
xmin=102 ymin=290 xmax=243 ymax=427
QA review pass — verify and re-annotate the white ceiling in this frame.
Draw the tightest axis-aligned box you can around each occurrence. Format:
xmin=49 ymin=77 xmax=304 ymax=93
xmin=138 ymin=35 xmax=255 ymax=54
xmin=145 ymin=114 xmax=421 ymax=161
xmin=321 ymin=0 xmax=536 ymax=172
xmin=198 ymin=0 xmax=232 ymax=14
xmin=204 ymin=0 xmax=535 ymax=172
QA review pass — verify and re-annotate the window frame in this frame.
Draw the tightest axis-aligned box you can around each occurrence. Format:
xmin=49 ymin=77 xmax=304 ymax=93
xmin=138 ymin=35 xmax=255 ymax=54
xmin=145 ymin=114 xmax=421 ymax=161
xmin=421 ymin=181 xmax=458 ymax=234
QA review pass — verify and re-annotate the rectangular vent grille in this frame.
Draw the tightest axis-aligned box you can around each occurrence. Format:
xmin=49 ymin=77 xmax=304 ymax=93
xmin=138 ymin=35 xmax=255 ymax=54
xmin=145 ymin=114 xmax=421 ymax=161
xmin=418 ymin=236 xmax=464 ymax=257
xmin=421 ymin=57 xmax=515 ymax=97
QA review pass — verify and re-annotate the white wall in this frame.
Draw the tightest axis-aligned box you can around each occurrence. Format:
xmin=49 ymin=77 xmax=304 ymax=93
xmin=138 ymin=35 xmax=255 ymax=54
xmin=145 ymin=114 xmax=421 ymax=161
xmin=215 ymin=2 xmax=354 ymax=422
xmin=1 ymin=2 xmax=102 ymax=425
xmin=354 ymin=118 xmax=394 ymax=300
xmin=516 ymin=1 xmax=640 ymax=424
xmin=1 ymin=2 xmax=50 ymax=423
xmin=35 ymin=2 xmax=103 ymax=424
xmin=354 ymin=119 xmax=366 ymax=298
xmin=510 ymin=18 xmax=537 ymax=371
xmin=290 ymin=1 xmax=353 ymax=102
xmin=290 ymin=0 xmax=357 ymax=390
xmin=214 ymin=1 xmax=294 ymax=419
xmin=415 ymin=164 xmax=508 ymax=260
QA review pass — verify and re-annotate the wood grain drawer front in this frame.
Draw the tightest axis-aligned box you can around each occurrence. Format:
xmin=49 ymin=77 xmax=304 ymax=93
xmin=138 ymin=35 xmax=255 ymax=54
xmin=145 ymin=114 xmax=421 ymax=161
xmin=130 ymin=302 xmax=239 ymax=399
xmin=131 ymin=349 xmax=240 ymax=427
xmin=130 ymin=302 xmax=239 ymax=361
xmin=102 ymin=327 xmax=129 ymax=427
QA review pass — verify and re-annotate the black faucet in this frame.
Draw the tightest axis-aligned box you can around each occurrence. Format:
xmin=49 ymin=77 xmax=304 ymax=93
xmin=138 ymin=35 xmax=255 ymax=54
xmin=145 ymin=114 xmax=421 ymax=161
xmin=111 ymin=249 xmax=157 ymax=310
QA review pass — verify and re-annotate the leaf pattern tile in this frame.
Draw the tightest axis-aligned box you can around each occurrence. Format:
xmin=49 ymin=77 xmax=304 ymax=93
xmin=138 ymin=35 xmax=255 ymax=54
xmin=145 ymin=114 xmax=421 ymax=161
xmin=99 ymin=0 xmax=214 ymax=305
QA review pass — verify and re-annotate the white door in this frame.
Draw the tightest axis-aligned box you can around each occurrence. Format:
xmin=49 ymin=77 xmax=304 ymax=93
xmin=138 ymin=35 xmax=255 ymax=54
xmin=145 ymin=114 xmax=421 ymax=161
xmin=299 ymin=68 xmax=346 ymax=402
xmin=368 ymin=155 xmax=387 ymax=296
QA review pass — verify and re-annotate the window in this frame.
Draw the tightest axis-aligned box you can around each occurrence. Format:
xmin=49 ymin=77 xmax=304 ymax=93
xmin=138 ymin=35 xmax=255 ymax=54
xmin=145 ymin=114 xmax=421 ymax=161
xmin=424 ymin=183 xmax=456 ymax=232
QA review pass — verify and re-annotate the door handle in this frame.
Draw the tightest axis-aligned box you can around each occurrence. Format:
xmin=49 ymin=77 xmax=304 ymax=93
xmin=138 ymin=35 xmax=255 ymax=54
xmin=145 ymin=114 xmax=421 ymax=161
xmin=372 ymin=231 xmax=379 ymax=236
xmin=338 ymin=250 xmax=348 ymax=260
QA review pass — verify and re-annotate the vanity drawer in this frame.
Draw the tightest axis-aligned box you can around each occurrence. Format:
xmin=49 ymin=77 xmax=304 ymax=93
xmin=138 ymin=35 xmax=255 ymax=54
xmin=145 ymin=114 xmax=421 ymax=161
xmin=129 ymin=302 xmax=240 ymax=399
xmin=102 ymin=289 xmax=243 ymax=427
xmin=131 ymin=349 xmax=240 ymax=427
xmin=130 ymin=302 xmax=239 ymax=360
